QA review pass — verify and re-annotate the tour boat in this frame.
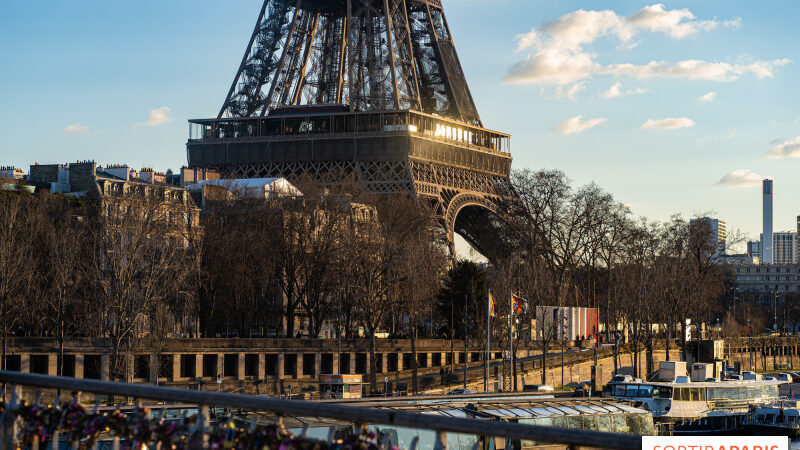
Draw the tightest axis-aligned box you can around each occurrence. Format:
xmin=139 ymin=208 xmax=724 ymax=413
xmin=744 ymin=401 xmax=800 ymax=438
xmin=607 ymin=378 xmax=782 ymax=434
xmin=293 ymin=397 xmax=654 ymax=449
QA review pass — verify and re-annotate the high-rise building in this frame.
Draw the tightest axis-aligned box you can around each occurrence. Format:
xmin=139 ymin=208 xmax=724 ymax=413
xmin=763 ymin=179 xmax=774 ymax=264
xmin=757 ymin=232 xmax=798 ymax=264
xmin=773 ymin=232 xmax=797 ymax=264
xmin=690 ymin=217 xmax=726 ymax=256
xmin=747 ymin=240 xmax=762 ymax=259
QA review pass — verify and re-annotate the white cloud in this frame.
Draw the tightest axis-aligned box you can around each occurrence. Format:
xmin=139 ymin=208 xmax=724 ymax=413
xmin=765 ymin=136 xmax=800 ymax=159
xmin=507 ymin=48 xmax=598 ymax=85
xmin=627 ymin=4 xmax=718 ymax=39
xmin=505 ymin=5 xmax=786 ymax=86
xmin=715 ymin=169 xmax=769 ymax=188
xmin=640 ymin=117 xmax=696 ymax=130
xmin=603 ymin=59 xmax=789 ymax=81
xmin=63 ymin=123 xmax=88 ymax=134
xmin=133 ymin=106 xmax=175 ymax=129
xmin=556 ymin=115 xmax=608 ymax=135
xmin=698 ymin=91 xmax=717 ymax=102
xmin=600 ymin=82 xmax=646 ymax=98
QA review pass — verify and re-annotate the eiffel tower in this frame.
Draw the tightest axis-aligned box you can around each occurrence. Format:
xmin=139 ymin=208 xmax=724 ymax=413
xmin=187 ymin=0 xmax=513 ymax=256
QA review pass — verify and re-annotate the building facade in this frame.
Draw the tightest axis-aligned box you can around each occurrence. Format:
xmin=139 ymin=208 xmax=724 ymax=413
xmin=532 ymin=306 xmax=600 ymax=342
xmin=747 ymin=240 xmax=762 ymax=259
xmin=29 ymin=161 xmax=201 ymax=235
xmin=773 ymin=232 xmax=798 ymax=264
xmin=0 ymin=166 xmax=24 ymax=180
xmin=729 ymin=263 xmax=799 ymax=305
xmin=757 ymin=232 xmax=798 ymax=264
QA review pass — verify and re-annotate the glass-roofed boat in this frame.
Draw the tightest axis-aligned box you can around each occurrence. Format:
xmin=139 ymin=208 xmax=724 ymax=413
xmin=254 ymin=397 xmax=654 ymax=450
xmin=607 ymin=379 xmax=782 ymax=434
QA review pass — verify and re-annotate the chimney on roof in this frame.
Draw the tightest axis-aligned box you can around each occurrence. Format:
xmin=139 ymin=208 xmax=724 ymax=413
xmin=103 ymin=164 xmax=131 ymax=181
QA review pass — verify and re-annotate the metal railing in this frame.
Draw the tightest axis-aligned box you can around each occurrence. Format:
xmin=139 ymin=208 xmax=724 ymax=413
xmin=0 ymin=371 xmax=642 ymax=449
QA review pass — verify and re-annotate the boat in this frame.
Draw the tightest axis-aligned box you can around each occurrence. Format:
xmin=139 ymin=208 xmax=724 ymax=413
xmin=744 ymin=401 xmax=800 ymax=438
xmin=606 ymin=378 xmax=782 ymax=434
xmin=281 ymin=396 xmax=655 ymax=449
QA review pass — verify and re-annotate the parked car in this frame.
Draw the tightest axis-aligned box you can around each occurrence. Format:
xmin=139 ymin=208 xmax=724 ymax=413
xmin=675 ymin=376 xmax=691 ymax=383
xmin=447 ymin=388 xmax=476 ymax=396
xmin=523 ymin=384 xmax=554 ymax=392
xmin=775 ymin=373 xmax=792 ymax=383
xmin=725 ymin=374 xmax=743 ymax=381
xmin=725 ymin=367 xmax=737 ymax=375
xmin=610 ymin=375 xmax=633 ymax=383
xmin=789 ymin=372 xmax=800 ymax=383
xmin=741 ymin=371 xmax=762 ymax=381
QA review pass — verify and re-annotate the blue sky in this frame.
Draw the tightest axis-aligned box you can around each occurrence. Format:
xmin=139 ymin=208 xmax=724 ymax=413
xmin=1 ymin=1 xmax=798 ymax=243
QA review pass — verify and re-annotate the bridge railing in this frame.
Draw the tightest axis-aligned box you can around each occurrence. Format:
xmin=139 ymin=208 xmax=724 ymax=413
xmin=0 ymin=371 xmax=642 ymax=449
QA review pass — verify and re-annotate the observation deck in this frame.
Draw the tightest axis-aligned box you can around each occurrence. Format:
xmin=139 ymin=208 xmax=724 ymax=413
xmin=187 ymin=109 xmax=511 ymax=178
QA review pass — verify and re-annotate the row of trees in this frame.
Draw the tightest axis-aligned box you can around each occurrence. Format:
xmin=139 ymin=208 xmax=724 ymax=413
xmin=484 ymin=169 xmax=732 ymax=381
xmin=1 ymin=169 xmax=740 ymax=389
xmin=0 ymin=189 xmax=196 ymax=381
xmin=0 ymin=181 xmax=451 ymax=391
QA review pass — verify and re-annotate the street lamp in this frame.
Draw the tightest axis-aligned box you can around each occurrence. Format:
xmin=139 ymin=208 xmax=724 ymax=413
xmin=771 ymin=289 xmax=779 ymax=332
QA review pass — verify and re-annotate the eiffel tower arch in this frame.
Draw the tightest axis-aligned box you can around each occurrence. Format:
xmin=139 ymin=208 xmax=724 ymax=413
xmin=187 ymin=0 xmax=514 ymax=258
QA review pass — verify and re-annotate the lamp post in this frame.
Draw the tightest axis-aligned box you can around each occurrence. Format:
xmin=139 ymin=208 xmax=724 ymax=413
xmin=560 ymin=311 xmax=567 ymax=388
xmin=772 ymin=289 xmax=778 ymax=332
xmin=748 ymin=313 xmax=753 ymax=370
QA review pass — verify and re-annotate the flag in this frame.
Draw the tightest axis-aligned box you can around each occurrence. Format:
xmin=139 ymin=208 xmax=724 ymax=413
xmin=488 ymin=291 xmax=498 ymax=317
xmin=512 ymin=294 xmax=528 ymax=315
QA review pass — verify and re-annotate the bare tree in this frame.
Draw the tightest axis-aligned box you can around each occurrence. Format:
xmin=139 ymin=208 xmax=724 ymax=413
xmin=198 ymin=195 xmax=282 ymax=338
xmin=32 ymin=195 xmax=91 ymax=375
xmin=341 ymin=195 xmax=439 ymax=392
xmin=88 ymin=193 xmax=196 ymax=380
xmin=396 ymin=215 xmax=448 ymax=393
xmin=269 ymin=178 xmax=356 ymax=338
xmin=0 ymin=193 xmax=35 ymax=389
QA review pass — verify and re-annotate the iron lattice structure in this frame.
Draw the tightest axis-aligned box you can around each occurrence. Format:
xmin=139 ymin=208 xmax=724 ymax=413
xmin=189 ymin=0 xmax=514 ymax=256
xmin=219 ymin=0 xmax=480 ymax=126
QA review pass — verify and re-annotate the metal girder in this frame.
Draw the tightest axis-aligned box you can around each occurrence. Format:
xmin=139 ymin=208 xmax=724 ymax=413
xmin=209 ymin=0 xmax=507 ymax=258
xmin=218 ymin=0 xmax=478 ymax=124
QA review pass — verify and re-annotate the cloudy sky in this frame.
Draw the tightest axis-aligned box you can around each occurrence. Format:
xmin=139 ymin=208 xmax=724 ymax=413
xmin=0 ymin=1 xmax=798 ymax=241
